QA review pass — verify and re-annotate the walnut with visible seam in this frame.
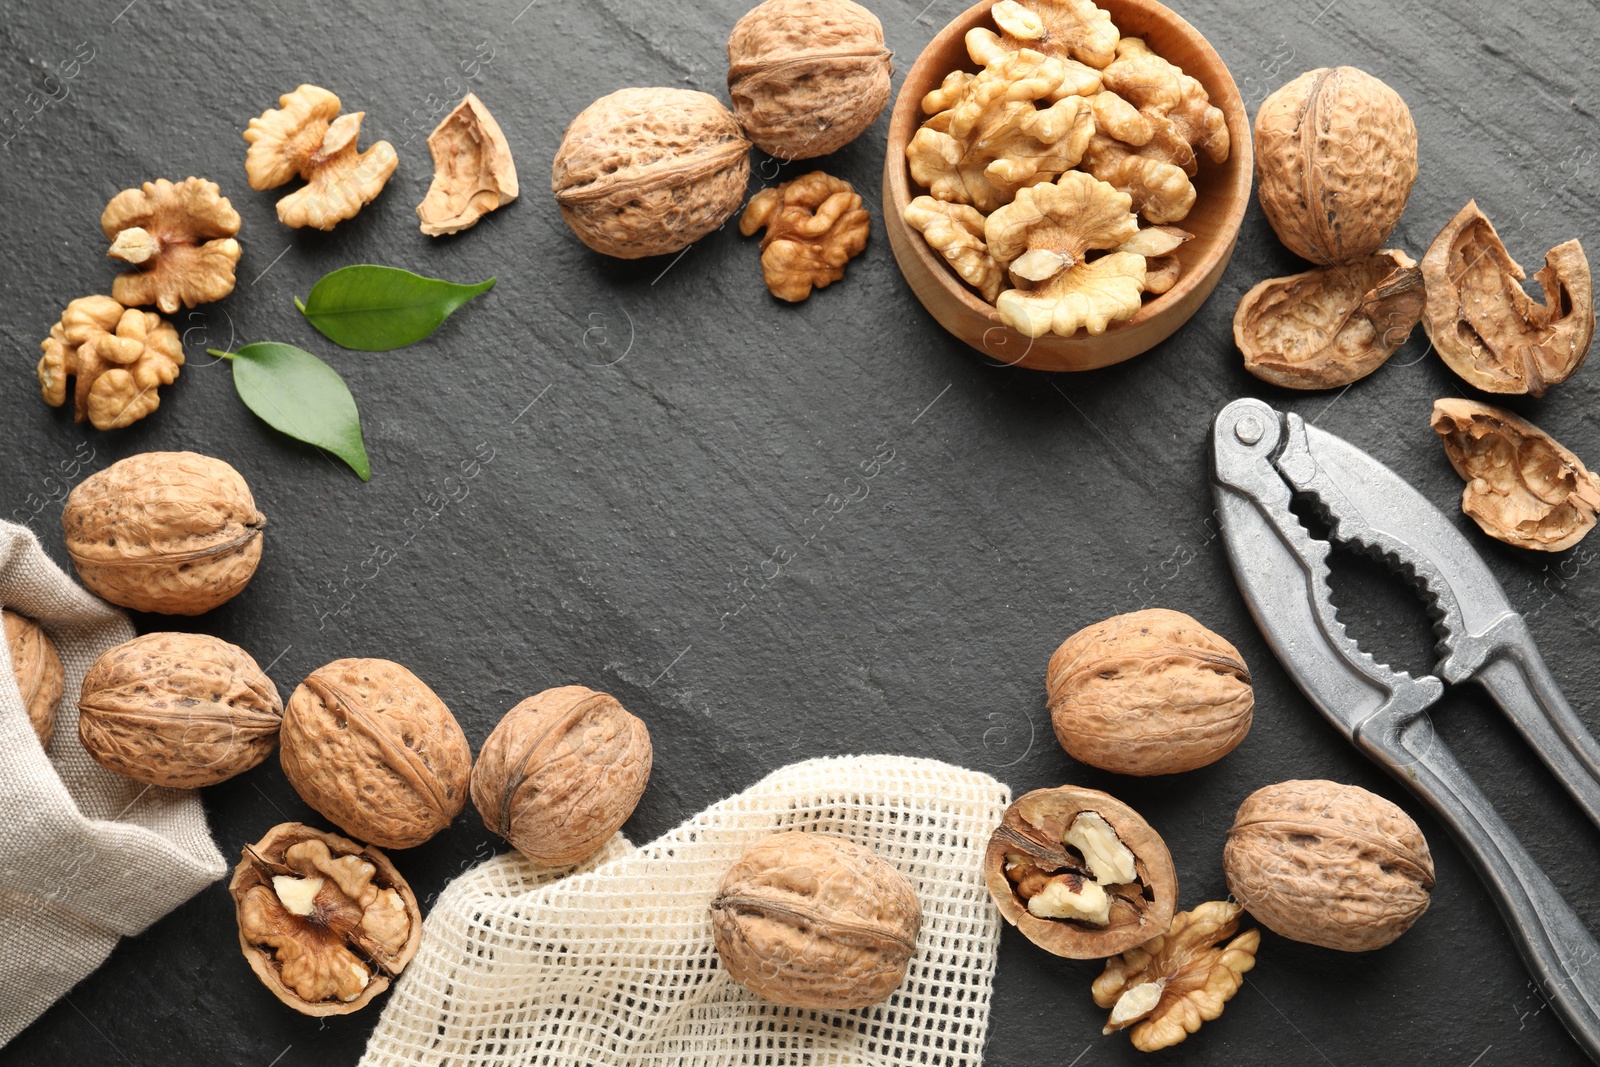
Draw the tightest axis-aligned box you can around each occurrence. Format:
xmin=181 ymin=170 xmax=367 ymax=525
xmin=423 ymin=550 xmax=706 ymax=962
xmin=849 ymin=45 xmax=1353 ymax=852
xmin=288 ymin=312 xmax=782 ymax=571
xmin=38 ymin=295 xmax=184 ymax=430
xmin=739 ymin=170 xmax=869 ymax=302
xmin=244 ymin=84 xmax=398 ymax=230
xmin=3 ymin=610 xmax=63 ymax=747
xmin=417 ymin=93 xmax=518 ymax=236
xmin=102 ymin=177 xmax=241 ymax=314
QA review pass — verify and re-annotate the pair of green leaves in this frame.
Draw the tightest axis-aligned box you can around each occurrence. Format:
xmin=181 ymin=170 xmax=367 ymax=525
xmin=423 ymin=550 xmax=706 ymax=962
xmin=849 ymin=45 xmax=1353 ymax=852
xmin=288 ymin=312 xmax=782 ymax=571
xmin=216 ymin=266 xmax=495 ymax=481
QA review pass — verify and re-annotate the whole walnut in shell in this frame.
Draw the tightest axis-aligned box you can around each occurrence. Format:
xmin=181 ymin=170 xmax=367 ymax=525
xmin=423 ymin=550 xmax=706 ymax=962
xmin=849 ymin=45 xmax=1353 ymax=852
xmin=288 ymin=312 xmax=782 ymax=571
xmin=78 ymin=632 xmax=283 ymax=788
xmin=470 ymin=685 xmax=652 ymax=867
xmin=63 ymin=451 xmax=266 ymax=616
xmin=3 ymin=610 xmax=64 ymax=747
xmin=727 ymin=0 xmax=893 ymax=160
xmin=1047 ymin=608 xmax=1253 ymax=775
xmin=1255 ymin=67 xmax=1417 ymax=265
xmin=281 ymin=659 xmax=472 ymax=849
xmin=1223 ymin=779 xmax=1434 ymax=951
xmin=551 ymin=87 xmax=751 ymax=259
xmin=710 ymin=831 xmax=922 ymax=1009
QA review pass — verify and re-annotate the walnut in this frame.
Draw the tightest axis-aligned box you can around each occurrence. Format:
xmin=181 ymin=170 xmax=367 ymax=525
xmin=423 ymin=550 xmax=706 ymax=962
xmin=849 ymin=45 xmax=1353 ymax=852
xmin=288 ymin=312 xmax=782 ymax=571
xmin=244 ymin=84 xmax=399 ymax=230
xmin=1047 ymin=608 xmax=1253 ymax=775
xmin=1092 ymin=901 xmax=1259 ymax=1051
xmin=281 ymin=659 xmax=472 ymax=849
xmin=1079 ymin=134 xmax=1195 ymax=224
xmin=470 ymin=685 xmax=652 ymax=867
xmin=739 ymin=170 xmax=870 ymax=302
xmin=1255 ymin=67 xmax=1418 ymax=266
xmin=230 ymin=821 xmax=421 ymax=1015
xmin=985 ymin=785 xmax=1177 ymax=958
xmin=101 ymin=177 xmax=241 ymax=314
xmin=975 ymin=0 xmax=1120 ymax=70
xmin=1420 ymin=200 xmax=1593 ymax=396
xmin=1431 ymin=398 xmax=1600 ymax=552
xmin=904 ymin=196 xmax=1004 ymax=302
xmin=3 ymin=610 xmax=63 ymax=747
xmin=551 ymin=87 xmax=751 ymax=260
xmin=965 ymin=25 xmax=1104 ymax=98
xmin=907 ymin=49 xmax=1095 ymax=213
xmin=1236 ymin=250 xmax=1425 ymax=390
xmin=77 ymin=632 xmax=283 ymax=788
xmin=710 ymin=831 xmax=922 ymax=1009
xmin=1099 ymin=38 xmax=1229 ymax=172
xmin=1224 ymin=779 xmax=1434 ymax=951
xmin=37 ymin=295 xmax=184 ymax=432
xmin=1117 ymin=225 xmax=1190 ymax=295
xmin=416 ymin=92 xmax=519 ymax=237
xmin=63 ymin=451 xmax=265 ymax=615
xmin=727 ymin=0 xmax=893 ymax=160
xmin=1143 ymin=254 xmax=1181 ymax=295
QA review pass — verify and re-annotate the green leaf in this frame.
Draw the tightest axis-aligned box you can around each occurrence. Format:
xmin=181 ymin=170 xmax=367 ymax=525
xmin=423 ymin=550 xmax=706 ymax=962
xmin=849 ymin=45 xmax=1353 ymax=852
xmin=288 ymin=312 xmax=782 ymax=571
xmin=295 ymin=265 xmax=496 ymax=351
xmin=216 ymin=343 xmax=371 ymax=480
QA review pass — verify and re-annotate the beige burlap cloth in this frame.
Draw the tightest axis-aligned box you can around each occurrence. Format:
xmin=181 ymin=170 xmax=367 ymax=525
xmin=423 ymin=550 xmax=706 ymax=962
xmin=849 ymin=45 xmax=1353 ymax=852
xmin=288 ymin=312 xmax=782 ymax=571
xmin=0 ymin=520 xmax=226 ymax=1045
xmin=362 ymin=755 xmax=1011 ymax=1067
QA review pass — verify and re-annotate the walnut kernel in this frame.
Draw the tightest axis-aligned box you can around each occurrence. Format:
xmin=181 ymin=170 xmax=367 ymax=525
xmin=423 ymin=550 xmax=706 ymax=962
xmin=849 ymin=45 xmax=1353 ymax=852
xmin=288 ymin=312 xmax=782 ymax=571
xmin=739 ymin=170 xmax=870 ymax=301
xmin=37 ymin=295 xmax=184 ymax=430
xmin=244 ymin=85 xmax=398 ymax=230
xmin=101 ymin=177 xmax=241 ymax=314
xmin=3 ymin=610 xmax=63 ymax=747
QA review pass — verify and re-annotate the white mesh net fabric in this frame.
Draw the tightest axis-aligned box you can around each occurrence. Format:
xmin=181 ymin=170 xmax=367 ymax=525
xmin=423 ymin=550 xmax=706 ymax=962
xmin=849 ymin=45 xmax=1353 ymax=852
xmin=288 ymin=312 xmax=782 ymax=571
xmin=361 ymin=754 xmax=1011 ymax=1067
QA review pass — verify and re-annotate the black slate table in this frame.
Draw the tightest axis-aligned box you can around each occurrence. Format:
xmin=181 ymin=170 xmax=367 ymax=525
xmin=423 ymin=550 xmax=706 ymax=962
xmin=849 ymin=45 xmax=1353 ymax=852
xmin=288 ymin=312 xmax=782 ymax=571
xmin=4 ymin=0 xmax=1599 ymax=1063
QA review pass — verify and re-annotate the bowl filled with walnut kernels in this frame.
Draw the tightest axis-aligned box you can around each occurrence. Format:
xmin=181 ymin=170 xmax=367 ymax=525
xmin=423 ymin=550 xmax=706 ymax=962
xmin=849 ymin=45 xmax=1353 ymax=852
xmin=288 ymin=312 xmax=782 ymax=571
xmin=883 ymin=0 xmax=1253 ymax=371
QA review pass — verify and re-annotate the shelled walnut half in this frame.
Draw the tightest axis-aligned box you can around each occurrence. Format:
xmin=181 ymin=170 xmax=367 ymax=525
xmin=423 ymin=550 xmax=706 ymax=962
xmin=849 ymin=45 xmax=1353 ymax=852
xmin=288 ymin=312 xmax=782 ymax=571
xmin=985 ymin=786 xmax=1176 ymax=958
xmin=101 ymin=178 xmax=241 ymax=314
xmin=230 ymin=822 xmax=421 ymax=1015
xmin=244 ymin=84 xmax=398 ymax=230
xmin=38 ymin=295 xmax=184 ymax=430
xmin=739 ymin=170 xmax=870 ymax=302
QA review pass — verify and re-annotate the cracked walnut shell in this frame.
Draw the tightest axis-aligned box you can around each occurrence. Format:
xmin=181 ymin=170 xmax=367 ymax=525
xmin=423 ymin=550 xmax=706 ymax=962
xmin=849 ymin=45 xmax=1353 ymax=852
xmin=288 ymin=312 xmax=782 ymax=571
xmin=985 ymin=785 xmax=1177 ymax=958
xmin=281 ymin=659 xmax=471 ymax=849
xmin=470 ymin=685 xmax=652 ymax=867
xmin=417 ymin=92 xmax=519 ymax=236
xmin=552 ymin=87 xmax=751 ymax=260
xmin=1431 ymin=398 xmax=1600 ymax=552
xmin=231 ymin=821 xmax=421 ymax=1015
xmin=1224 ymin=779 xmax=1434 ymax=952
xmin=101 ymin=178 xmax=241 ymax=315
xmin=63 ymin=451 xmax=265 ymax=616
xmin=727 ymin=0 xmax=893 ymax=160
xmin=78 ymin=632 xmax=282 ymax=788
xmin=244 ymin=85 xmax=398 ymax=230
xmin=1236 ymin=250 xmax=1424 ymax=390
xmin=711 ymin=831 xmax=922 ymax=1010
xmin=1093 ymin=900 xmax=1259 ymax=1051
xmin=739 ymin=170 xmax=870 ymax=302
xmin=4 ymin=610 xmax=63 ymax=747
xmin=38 ymin=295 xmax=183 ymax=431
xmin=1421 ymin=201 xmax=1593 ymax=396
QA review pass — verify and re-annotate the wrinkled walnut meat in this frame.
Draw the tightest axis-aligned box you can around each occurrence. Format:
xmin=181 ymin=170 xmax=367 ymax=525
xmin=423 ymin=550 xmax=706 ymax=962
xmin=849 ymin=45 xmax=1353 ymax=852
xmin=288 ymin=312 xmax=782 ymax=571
xmin=38 ymin=295 xmax=184 ymax=430
xmin=1421 ymin=200 xmax=1593 ymax=396
xmin=1235 ymin=250 xmax=1424 ymax=390
xmin=1092 ymin=900 xmax=1258 ymax=1052
xmin=3 ymin=610 xmax=63 ymax=747
xmin=973 ymin=0 xmax=1120 ymax=70
xmin=739 ymin=171 xmax=870 ymax=302
xmin=985 ymin=786 xmax=1176 ymax=958
xmin=244 ymin=84 xmax=399 ymax=230
xmin=1431 ymin=398 xmax=1600 ymax=552
xmin=230 ymin=822 xmax=421 ymax=1015
xmin=417 ymin=92 xmax=519 ymax=237
xmin=102 ymin=177 xmax=241 ymax=314
xmin=903 ymin=196 xmax=1004 ymax=302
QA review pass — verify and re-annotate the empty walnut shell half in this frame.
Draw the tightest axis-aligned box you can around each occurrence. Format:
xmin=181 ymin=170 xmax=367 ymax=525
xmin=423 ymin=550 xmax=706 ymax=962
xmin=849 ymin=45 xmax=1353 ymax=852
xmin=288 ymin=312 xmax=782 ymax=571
xmin=63 ymin=451 xmax=266 ymax=616
xmin=711 ymin=830 xmax=922 ymax=1010
xmin=1236 ymin=250 xmax=1425 ymax=390
xmin=985 ymin=785 xmax=1177 ymax=958
xmin=1431 ymin=398 xmax=1600 ymax=552
xmin=79 ymin=632 xmax=283 ymax=788
xmin=230 ymin=821 xmax=421 ymax=1015
xmin=3 ymin=610 xmax=64 ymax=747
xmin=281 ymin=659 xmax=472 ymax=849
xmin=417 ymin=92 xmax=519 ymax=236
xmin=470 ymin=685 xmax=652 ymax=866
xmin=1421 ymin=200 xmax=1594 ymax=397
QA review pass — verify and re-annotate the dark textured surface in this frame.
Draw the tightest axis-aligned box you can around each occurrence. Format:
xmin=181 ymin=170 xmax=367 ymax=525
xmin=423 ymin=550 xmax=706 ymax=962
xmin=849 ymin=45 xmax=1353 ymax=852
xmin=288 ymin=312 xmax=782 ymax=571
xmin=2 ymin=0 xmax=1598 ymax=1063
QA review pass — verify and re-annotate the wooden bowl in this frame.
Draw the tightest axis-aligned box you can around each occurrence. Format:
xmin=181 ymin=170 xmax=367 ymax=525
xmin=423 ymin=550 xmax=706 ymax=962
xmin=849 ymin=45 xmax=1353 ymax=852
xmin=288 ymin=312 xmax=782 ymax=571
xmin=882 ymin=0 xmax=1254 ymax=371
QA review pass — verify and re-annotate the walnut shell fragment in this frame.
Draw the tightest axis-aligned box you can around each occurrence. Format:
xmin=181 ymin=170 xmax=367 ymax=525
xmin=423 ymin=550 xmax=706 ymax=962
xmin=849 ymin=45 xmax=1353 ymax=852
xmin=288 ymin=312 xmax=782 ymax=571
xmin=281 ymin=659 xmax=472 ymax=849
xmin=244 ymin=85 xmax=398 ymax=230
xmin=551 ymin=87 xmax=751 ymax=260
xmin=1421 ymin=201 xmax=1594 ymax=396
xmin=3 ymin=610 xmax=63 ymax=747
xmin=101 ymin=177 xmax=242 ymax=314
xmin=230 ymin=821 xmax=421 ymax=1015
xmin=37 ymin=295 xmax=184 ymax=430
xmin=470 ymin=685 xmax=652 ymax=867
xmin=78 ymin=632 xmax=283 ymax=788
xmin=1236 ymin=250 xmax=1424 ymax=390
xmin=1431 ymin=398 xmax=1600 ymax=552
xmin=739 ymin=170 xmax=870 ymax=302
xmin=727 ymin=0 xmax=893 ymax=160
xmin=710 ymin=831 xmax=923 ymax=1009
xmin=63 ymin=451 xmax=265 ymax=615
xmin=417 ymin=93 xmax=519 ymax=237
xmin=1223 ymin=779 xmax=1433 ymax=951
xmin=985 ymin=785 xmax=1177 ymax=958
